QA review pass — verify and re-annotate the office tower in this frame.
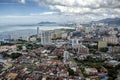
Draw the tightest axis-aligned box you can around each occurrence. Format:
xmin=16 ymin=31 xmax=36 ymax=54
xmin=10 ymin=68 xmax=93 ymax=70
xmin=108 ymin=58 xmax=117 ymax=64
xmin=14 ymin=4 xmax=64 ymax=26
xmin=41 ymin=31 xmax=52 ymax=45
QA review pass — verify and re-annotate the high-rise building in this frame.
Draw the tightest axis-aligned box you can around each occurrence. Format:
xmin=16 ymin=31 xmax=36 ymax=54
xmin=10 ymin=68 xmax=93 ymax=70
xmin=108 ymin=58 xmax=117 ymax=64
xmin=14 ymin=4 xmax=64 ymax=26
xmin=98 ymin=41 xmax=107 ymax=49
xmin=41 ymin=31 xmax=52 ymax=45
xmin=71 ymin=38 xmax=80 ymax=48
xmin=78 ymin=44 xmax=89 ymax=54
xmin=63 ymin=51 xmax=69 ymax=63
xmin=8 ymin=34 xmax=12 ymax=40
xmin=102 ymin=36 xmax=118 ymax=44
xmin=37 ymin=27 xmax=39 ymax=38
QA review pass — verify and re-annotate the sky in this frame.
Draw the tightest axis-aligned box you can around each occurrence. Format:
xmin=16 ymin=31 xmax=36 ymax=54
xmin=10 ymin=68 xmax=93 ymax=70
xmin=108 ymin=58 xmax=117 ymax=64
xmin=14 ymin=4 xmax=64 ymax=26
xmin=0 ymin=0 xmax=120 ymax=25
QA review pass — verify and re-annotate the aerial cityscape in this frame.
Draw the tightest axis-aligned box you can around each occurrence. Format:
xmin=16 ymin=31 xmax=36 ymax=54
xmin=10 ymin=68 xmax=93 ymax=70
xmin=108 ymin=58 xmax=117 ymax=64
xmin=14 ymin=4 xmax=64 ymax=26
xmin=0 ymin=0 xmax=120 ymax=80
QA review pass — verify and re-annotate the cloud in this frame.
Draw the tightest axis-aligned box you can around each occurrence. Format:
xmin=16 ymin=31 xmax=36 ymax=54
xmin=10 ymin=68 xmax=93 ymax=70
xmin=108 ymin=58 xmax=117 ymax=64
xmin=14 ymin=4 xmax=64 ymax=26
xmin=30 ymin=12 xmax=58 ymax=16
xmin=19 ymin=0 xmax=26 ymax=4
xmin=1 ymin=0 xmax=120 ymax=24
xmin=34 ymin=0 xmax=120 ymax=12
xmin=33 ymin=0 xmax=120 ymax=20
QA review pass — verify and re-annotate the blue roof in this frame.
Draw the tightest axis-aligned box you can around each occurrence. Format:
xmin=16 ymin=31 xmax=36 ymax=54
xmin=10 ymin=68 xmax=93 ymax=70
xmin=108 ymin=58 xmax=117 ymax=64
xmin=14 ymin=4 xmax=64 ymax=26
xmin=103 ymin=77 xmax=108 ymax=80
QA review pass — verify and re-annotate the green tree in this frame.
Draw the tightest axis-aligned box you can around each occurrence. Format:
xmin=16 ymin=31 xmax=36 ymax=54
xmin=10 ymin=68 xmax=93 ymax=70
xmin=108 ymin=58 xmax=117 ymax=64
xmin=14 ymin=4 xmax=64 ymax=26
xmin=10 ymin=53 xmax=22 ymax=59
xmin=17 ymin=45 xmax=23 ymax=50
xmin=99 ymin=48 xmax=108 ymax=52
xmin=67 ymin=68 xmax=74 ymax=75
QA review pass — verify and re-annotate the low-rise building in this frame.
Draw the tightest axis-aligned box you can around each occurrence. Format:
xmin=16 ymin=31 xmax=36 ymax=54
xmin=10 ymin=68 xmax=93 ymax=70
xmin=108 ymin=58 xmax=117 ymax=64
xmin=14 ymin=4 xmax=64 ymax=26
xmin=85 ymin=68 xmax=98 ymax=76
xmin=106 ymin=60 xmax=120 ymax=67
xmin=0 ymin=45 xmax=17 ymax=52
xmin=29 ymin=37 xmax=37 ymax=42
xmin=108 ymin=46 xmax=120 ymax=53
xmin=7 ymin=73 xmax=18 ymax=80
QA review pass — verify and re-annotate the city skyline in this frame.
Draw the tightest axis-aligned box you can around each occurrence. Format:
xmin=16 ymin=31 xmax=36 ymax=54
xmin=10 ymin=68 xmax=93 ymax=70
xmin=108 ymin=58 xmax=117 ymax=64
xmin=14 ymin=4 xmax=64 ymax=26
xmin=0 ymin=0 xmax=120 ymax=25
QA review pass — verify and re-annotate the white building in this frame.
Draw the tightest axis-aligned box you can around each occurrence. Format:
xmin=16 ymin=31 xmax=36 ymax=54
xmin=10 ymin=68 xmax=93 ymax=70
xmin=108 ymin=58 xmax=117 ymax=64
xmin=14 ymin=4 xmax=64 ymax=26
xmin=30 ymin=37 xmax=36 ymax=42
xmin=85 ymin=68 xmax=98 ymax=76
xmin=22 ymin=46 xmax=27 ymax=51
xmin=37 ymin=27 xmax=40 ymax=38
xmin=108 ymin=46 xmax=120 ymax=53
xmin=108 ymin=30 xmax=118 ymax=35
xmin=75 ymin=25 xmax=84 ymax=31
xmin=8 ymin=33 xmax=20 ymax=40
xmin=63 ymin=51 xmax=69 ymax=63
xmin=21 ymin=36 xmax=29 ymax=41
xmin=85 ymin=25 xmax=95 ymax=33
xmin=41 ymin=31 xmax=52 ymax=45
xmin=106 ymin=60 xmax=120 ymax=67
xmin=71 ymin=38 xmax=80 ymax=48
xmin=62 ymin=32 xmax=68 ymax=39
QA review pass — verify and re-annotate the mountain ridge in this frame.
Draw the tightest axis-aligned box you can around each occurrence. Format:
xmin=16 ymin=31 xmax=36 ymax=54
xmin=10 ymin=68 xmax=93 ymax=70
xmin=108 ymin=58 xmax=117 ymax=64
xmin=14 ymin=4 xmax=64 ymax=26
xmin=90 ymin=17 xmax=120 ymax=25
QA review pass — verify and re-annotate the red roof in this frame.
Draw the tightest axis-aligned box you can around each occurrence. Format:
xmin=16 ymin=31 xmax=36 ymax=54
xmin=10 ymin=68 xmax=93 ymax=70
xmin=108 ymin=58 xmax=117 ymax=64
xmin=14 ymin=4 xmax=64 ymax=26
xmin=51 ymin=60 xmax=60 ymax=63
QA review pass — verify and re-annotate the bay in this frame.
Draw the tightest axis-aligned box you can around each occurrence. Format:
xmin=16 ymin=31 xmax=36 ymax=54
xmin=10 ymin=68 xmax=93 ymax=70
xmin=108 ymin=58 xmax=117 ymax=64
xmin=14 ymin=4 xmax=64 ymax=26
xmin=0 ymin=25 xmax=73 ymax=40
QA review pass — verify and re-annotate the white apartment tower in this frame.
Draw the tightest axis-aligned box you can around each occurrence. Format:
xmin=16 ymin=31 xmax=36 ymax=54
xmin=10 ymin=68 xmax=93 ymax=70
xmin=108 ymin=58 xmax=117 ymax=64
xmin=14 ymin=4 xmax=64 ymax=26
xmin=63 ymin=51 xmax=69 ymax=63
xmin=37 ymin=27 xmax=39 ymax=38
xmin=41 ymin=31 xmax=52 ymax=45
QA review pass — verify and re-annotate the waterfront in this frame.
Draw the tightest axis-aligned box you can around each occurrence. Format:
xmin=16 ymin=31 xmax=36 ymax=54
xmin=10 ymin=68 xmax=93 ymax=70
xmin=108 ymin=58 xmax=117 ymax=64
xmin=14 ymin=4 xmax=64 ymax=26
xmin=0 ymin=25 xmax=73 ymax=33
xmin=0 ymin=25 xmax=74 ymax=41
